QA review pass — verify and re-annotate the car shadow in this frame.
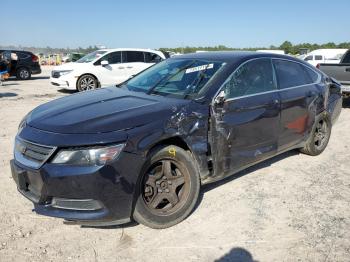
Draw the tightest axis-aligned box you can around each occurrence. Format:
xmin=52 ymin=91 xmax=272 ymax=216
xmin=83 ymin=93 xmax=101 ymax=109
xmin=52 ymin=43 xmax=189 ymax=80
xmin=31 ymin=76 xmax=50 ymax=80
xmin=1 ymin=83 xmax=19 ymax=86
xmin=6 ymin=76 xmax=50 ymax=81
xmin=78 ymin=221 xmax=139 ymax=230
xmin=0 ymin=92 xmax=18 ymax=98
xmin=58 ymin=88 xmax=76 ymax=94
xmin=342 ymin=97 xmax=350 ymax=108
xmin=195 ymin=150 xmax=299 ymax=208
xmin=215 ymin=247 xmax=258 ymax=262
xmin=204 ymin=150 xmax=299 ymax=191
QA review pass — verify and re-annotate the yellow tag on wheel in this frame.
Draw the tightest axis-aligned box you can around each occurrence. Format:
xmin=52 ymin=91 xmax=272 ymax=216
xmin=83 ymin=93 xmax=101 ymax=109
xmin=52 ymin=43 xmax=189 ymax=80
xmin=168 ymin=147 xmax=176 ymax=157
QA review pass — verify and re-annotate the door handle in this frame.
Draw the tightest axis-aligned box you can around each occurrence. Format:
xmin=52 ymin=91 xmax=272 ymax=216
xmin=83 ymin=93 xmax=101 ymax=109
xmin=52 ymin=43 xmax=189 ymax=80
xmin=126 ymin=66 xmax=133 ymax=69
xmin=272 ymin=99 xmax=279 ymax=105
xmin=118 ymin=66 xmax=125 ymax=69
xmin=345 ymin=68 xmax=350 ymax=72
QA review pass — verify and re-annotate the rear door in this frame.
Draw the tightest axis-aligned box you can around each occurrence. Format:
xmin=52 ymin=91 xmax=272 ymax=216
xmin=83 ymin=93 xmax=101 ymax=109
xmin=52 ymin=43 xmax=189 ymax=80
xmin=121 ymin=51 xmax=151 ymax=78
xmin=211 ymin=58 xmax=280 ymax=177
xmin=272 ymin=59 xmax=321 ymax=151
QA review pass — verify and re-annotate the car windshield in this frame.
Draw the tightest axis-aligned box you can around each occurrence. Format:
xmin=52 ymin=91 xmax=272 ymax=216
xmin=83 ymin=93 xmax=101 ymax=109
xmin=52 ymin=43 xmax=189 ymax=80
xmin=76 ymin=50 xmax=107 ymax=63
xmin=122 ymin=59 xmax=225 ymax=99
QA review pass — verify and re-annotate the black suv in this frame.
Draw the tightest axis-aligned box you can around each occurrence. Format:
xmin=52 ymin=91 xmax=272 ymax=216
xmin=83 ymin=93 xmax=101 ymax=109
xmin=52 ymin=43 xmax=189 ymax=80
xmin=0 ymin=50 xmax=41 ymax=80
xmin=10 ymin=52 xmax=342 ymax=229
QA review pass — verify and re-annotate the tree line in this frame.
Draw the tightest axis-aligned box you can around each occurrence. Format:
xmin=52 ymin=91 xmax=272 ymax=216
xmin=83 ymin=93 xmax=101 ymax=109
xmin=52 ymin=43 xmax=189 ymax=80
xmin=159 ymin=41 xmax=350 ymax=55
xmin=1 ymin=41 xmax=350 ymax=55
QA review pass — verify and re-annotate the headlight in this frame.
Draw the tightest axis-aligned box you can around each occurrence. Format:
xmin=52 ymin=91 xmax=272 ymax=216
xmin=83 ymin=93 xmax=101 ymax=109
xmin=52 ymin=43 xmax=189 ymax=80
xmin=51 ymin=144 xmax=125 ymax=166
xmin=18 ymin=111 xmax=32 ymax=134
xmin=57 ymin=70 xmax=73 ymax=76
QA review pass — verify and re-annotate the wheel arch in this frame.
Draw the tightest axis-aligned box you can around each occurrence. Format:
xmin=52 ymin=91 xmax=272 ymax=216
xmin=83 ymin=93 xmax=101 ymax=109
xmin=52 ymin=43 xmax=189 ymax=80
xmin=76 ymin=73 xmax=100 ymax=89
xmin=16 ymin=66 xmax=31 ymax=76
xmin=145 ymin=136 xmax=191 ymax=157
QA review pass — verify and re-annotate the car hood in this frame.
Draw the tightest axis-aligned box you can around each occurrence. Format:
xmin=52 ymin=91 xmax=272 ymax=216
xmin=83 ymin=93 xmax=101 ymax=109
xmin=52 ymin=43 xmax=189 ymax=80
xmin=52 ymin=62 xmax=89 ymax=71
xmin=26 ymin=87 xmax=191 ymax=134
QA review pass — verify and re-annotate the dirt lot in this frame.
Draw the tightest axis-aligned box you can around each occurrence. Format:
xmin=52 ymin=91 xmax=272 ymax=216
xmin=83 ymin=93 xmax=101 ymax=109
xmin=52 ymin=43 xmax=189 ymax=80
xmin=0 ymin=66 xmax=349 ymax=262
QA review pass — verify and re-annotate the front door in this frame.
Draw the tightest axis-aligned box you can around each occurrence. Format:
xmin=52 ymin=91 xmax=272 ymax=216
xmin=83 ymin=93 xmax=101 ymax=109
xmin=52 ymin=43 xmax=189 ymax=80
xmin=210 ymin=58 xmax=280 ymax=178
xmin=94 ymin=51 xmax=126 ymax=86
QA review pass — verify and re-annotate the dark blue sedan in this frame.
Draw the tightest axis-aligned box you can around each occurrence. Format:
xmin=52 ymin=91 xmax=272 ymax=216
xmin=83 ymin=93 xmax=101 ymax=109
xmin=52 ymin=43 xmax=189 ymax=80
xmin=11 ymin=51 xmax=342 ymax=228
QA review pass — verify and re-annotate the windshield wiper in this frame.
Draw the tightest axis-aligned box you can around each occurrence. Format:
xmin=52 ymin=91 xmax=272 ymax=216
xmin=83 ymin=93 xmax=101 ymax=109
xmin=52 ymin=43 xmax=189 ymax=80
xmin=147 ymin=61 xmax=197 ymax=95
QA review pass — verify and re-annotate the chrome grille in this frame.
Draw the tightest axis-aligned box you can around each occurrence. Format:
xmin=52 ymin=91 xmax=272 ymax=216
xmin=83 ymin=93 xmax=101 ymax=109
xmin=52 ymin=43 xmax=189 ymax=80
xmin=14 ymin=138 xmax=56 ymax=169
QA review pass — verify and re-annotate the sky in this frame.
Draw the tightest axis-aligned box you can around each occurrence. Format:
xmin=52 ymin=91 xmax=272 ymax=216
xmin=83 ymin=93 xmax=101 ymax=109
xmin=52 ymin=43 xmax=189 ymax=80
xmin=2 ymin=0 xmax=350 ymax=49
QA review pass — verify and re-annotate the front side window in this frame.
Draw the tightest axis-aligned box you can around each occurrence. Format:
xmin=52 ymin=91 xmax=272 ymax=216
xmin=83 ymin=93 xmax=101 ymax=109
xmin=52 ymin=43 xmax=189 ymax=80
xmin=273 ymin=59 xmax=313 ymax=89
xmin=122 ymin=59 xmax=224 ymax=99
xmin=95 ymin=51 xmax=121 ymax=65
xmin=223 ymin=58 xmax=276 ymax=99
xmin=122 ymin=51 xmax=144 ymax=63
xmin=304 ymin=55 xmax=313 ymax=61
xmin=342 ymin=52 xmax=350 ymax=63
xmin=76 ymin=50 xmax=107 ymax=63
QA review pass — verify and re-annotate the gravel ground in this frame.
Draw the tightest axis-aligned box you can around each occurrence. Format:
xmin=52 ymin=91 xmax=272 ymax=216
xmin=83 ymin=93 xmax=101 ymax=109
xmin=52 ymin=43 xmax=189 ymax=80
xmin=0 ymin=66 xmax=349 ymax=262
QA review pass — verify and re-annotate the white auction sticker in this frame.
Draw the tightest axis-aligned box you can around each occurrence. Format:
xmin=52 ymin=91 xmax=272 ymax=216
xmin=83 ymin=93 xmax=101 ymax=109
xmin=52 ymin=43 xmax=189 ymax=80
xmin=185 ymin=64 xmax=214 ymax=74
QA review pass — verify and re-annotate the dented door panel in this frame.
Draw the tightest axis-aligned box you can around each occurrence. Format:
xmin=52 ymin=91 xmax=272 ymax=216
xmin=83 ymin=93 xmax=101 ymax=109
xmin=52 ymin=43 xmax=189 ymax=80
xmin=210 ymin=92 xmax=280 ymax=178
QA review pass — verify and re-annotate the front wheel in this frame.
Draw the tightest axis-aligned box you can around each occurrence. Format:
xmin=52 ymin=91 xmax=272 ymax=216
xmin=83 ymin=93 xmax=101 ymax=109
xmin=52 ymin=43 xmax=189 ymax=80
xmin=133 ymin=145 xmax=200 ymax=229
xmin=300 ymin=116 xmax=331 ymax=156
xmin=77 ymin=75 xmax=98 ymax=91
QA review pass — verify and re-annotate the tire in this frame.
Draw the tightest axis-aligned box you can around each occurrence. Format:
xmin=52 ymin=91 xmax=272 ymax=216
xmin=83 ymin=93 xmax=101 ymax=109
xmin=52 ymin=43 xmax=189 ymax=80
xmin=77 ymin=75 xmax=98 ymax=92
xmin=133 ymin=145 xmax=200 ymax=229
xmin=16 ymin=67 xmax=31 ymax=80
xmin=300 ymin=115 xmax=331 ymax=156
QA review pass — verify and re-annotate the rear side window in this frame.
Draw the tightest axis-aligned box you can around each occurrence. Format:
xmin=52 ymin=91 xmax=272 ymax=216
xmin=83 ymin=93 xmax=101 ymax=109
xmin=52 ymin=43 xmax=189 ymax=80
xmin=273 ymin=59 xmax=313 ymax=89
xmin=144 ymin=52 xmax=162 ymax=63
xmin=315 ymin=55 xmax=323 ymax=61
xmin=224 ymin=58 xmax=276 ymax=99
xmin=342 ymin=52 xmax=350 ymax=63
xmin=122 ymin=51 xmax=144 ymax=63
xmin=18 ymin=52 xmax=30 ymax=60
xmin=303 ymin=66 xmax=319 ymax=83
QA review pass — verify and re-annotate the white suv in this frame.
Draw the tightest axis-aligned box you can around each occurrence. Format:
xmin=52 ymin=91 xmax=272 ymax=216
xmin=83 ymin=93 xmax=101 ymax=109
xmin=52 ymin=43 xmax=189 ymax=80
xmin=50 ymin=48 xmax=167 ymax=91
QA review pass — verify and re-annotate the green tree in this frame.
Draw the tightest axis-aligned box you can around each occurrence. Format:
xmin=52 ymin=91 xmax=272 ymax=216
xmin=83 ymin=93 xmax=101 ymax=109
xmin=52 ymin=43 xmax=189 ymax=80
xmin=280 ymin=41 xmax=293 ymax=54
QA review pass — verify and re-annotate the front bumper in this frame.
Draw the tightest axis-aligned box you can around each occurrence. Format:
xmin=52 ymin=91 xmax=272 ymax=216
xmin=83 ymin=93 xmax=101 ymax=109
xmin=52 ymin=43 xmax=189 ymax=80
xmin=10 ymin=149 xmax=145 ymax=225
xmin=50 ymin=75 xmax=76 ymax=90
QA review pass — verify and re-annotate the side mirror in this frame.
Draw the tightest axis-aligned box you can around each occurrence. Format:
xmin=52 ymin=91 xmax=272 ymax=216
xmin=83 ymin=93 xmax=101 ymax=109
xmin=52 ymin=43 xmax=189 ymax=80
xmin=101 ymin=60 xmax=109 ymax=66
xmin=214 ymin=90 xmax=226 ymax=105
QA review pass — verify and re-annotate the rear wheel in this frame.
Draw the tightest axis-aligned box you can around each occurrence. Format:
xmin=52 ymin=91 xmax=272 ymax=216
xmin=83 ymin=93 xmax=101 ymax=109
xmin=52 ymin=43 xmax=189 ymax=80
xmin=300 ymin=116 xmax=331 ymax=156
xmin=77 ymin=75 xmax=98 ymax=91
xmin=133 ymin=146 xmax=200 ymax=229
xmin=16 ymin=67 xmax=31 ymax=80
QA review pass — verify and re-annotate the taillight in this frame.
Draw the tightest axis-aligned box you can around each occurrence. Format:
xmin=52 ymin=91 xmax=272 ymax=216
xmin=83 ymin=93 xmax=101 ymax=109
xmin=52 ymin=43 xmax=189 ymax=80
xmin=31 ymin=54 xmax=39 ymax=63
xmin=316 ymin=63 xmax=320 ymax=69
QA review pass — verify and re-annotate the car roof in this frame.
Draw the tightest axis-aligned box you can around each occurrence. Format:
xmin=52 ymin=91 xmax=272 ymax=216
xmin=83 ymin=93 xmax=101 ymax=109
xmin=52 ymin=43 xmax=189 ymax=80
xmin=171 ymin=51 xmax=300 ymax=64
xmin=99 ymin=48 xmax=162 ymax=53
xmin=0 ymin=49 xmax=33 ymax=54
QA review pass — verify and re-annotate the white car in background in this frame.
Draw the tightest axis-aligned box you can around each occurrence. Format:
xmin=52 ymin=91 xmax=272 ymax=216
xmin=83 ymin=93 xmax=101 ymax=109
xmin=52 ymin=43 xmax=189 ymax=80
xmin=303 ymin=49 xmax=348 ymax=67
xmin=50 ymin=48 xmax=168 ymax=91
